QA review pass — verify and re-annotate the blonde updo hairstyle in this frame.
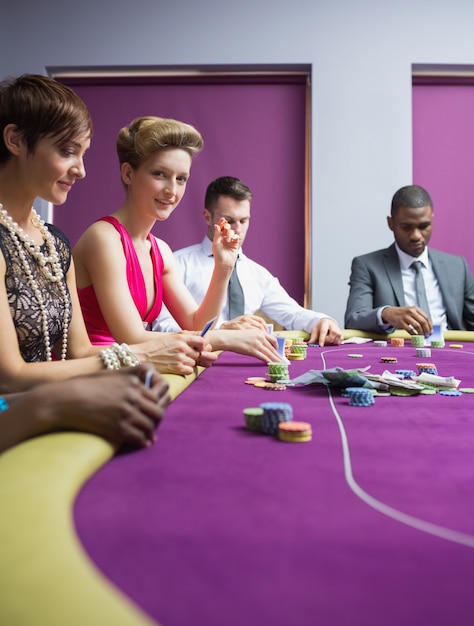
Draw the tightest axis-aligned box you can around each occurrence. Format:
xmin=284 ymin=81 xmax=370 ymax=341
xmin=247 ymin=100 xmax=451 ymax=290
xmin=117 ymin=116 xmax=203 ymax=186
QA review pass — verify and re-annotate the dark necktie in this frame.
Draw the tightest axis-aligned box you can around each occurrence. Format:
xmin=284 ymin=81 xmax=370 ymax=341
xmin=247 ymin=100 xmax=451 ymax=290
xmin=411 ymin=260 xmax=431 ymax=317
xmin=228 ymin=262 xmax=245 ymax=318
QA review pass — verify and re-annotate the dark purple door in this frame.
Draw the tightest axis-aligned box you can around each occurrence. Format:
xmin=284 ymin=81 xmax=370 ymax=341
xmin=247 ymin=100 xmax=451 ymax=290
xmin=54 ymin=73 xmax=308 ymax=304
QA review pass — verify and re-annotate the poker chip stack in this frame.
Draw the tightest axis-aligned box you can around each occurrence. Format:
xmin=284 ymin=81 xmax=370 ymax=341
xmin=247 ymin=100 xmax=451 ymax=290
xmin=278 ymin=421 xmax=312 ymax=443
xmin=417 ymin=363 xmax=438 ymax=375
xmin=430 ymin=339 xmax=445 ymax=348
xmin=267 ymin=362 xmax=289 ymax=382
xmin=416 ymin=347 xmax=431 ymax=358
xmin=289 ymin=342 xmax=307 ymax=360
xmin=345 ymin=387 xmax=375 ymax=407
xmin=373 ymin=340 xmax=387 ymax=347
xmin=411 ymin=335 xmax=425 ymax=347
xmin=390 ymin=337 xmax=405 ymax=347
xmin=243 ymin=401 xmax=313 ymax=443
xmin=243 ymin=408 xmax=264 ymax=432
xmin=260 ymin=402 xmax=293 ymax=434
xmin=395 ymin=369 xmax=416 ymax=379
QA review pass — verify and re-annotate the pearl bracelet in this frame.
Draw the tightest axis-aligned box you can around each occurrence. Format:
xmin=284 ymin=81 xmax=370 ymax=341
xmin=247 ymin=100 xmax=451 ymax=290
xmin=100 ymin=343 xmax=140 ymax=370
xmin=112 ymin=342 xmax=141 ymax=367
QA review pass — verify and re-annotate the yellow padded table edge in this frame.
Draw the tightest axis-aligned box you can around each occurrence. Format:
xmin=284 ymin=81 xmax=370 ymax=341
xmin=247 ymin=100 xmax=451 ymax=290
xmin=0 ymin=367 xmax=199 ymax=626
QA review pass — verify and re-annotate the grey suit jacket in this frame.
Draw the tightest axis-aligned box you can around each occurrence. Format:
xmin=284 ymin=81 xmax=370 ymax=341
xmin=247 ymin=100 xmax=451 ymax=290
xmin=344 ymin=243 xmax=474 ymax=332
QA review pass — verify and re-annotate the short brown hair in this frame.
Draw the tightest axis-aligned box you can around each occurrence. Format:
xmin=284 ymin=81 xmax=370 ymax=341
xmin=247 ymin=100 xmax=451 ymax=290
xmin=0 ymin=74 xmax=93 ymax=164
xmin=205 ymin=176 xmax=253 ymax=212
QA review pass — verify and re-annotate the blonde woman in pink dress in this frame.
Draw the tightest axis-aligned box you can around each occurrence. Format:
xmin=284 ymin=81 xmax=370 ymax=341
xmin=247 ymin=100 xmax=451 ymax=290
xmin=73 ymin=116 xmax=281 ymax=365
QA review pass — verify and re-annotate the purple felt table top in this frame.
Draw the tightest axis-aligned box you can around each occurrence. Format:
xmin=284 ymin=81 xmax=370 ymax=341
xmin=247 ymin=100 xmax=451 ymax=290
xmin=74 ymin=342 xmax=474 ymax=626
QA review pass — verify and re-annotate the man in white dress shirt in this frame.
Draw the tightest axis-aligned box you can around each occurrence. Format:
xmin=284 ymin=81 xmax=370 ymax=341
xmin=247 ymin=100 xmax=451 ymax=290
xmin=154 ymin=176 xmax=343 ymax=346
xmin=344 ymin=184 xmax=474 ymax=335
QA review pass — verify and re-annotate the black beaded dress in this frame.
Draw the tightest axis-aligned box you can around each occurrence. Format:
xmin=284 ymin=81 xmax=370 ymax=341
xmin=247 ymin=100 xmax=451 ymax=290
xmin=0 ymin=223 xmax=72 ymax=362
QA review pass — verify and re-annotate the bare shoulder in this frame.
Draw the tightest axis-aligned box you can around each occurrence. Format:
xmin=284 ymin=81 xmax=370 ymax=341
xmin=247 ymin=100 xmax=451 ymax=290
xmin=74 ymin=219 xmax=121 ymax=253
xmin=153 ymin=236 xmax=173 ymax=265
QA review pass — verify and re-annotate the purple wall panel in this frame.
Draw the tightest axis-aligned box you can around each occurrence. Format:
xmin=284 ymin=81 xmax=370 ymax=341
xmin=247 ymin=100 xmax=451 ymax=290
xmin=54 ymin=80 xmax=307 ymax=304
xmin=412 ymin=83 xmax=474 ymax=273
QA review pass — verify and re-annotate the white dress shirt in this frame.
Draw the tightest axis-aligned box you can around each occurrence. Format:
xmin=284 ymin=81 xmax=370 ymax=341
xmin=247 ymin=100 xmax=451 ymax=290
xmin=377 ymin=244 xmax=447 ymax=329
xmin=154 ymin=236 xmax=335 ymax=333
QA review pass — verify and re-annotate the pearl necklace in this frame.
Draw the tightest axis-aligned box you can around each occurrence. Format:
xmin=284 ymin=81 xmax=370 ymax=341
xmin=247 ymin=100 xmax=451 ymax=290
xmin=0 ymin=205 xmax=70 ymax=361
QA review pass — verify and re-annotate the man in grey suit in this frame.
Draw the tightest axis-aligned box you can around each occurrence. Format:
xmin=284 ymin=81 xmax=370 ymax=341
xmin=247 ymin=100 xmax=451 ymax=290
xmin=345 ymin=185 xmax=474 ymax=336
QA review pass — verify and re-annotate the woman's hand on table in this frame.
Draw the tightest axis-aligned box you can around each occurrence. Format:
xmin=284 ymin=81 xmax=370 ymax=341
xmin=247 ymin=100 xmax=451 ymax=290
xmin=137 ymin=332 xmax=217 ymax=376
xmin=207 ymin=328 xmax=282 ymax=363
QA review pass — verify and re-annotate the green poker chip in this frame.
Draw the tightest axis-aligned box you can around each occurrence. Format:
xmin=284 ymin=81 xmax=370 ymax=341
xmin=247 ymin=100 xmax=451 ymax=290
xmin=459 ymin=388 xmax=474 ymax=394
xmin=243 ymin=408 xmax=264 ymax=431
xmin=390 ymin=387 xmax=419 ymax=396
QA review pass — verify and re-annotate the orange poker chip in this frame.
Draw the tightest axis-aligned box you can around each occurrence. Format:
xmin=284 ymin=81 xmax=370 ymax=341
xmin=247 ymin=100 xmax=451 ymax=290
xmin=278 ymin=421 xmax=312 ymax=442
xmin=245 ymin=377 xmax=267 ymax=385
xmin=254 ymin=382 xmax=287 ymax=391
xmin=390 ymin=338 xmax=405 ymax=347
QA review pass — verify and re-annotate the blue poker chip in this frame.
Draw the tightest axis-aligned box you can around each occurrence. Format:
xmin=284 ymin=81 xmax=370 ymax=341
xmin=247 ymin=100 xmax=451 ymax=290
xmin=395 ymin=369 xmax=416 ymax=379
xmin=439 ymin=389 xmax=463 ymax=396
xmin=260 ymin=402 xmax=293 ymax=434
xmin=346 ymin=387 xmax=375 ymax=406
xmin=349 ymin=398 xmax=374 ymax=406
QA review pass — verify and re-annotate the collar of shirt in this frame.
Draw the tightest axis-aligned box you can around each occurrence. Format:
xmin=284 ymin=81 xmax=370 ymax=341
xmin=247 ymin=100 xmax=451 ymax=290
xmin=394 ymin=242 xmax=430 ymax=270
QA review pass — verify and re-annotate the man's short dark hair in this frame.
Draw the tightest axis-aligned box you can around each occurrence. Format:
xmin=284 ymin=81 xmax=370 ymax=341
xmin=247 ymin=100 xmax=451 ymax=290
xmin=205 ymin=176 xmax=252 ymax=212
xmin=391 ymin=185 xmax=433 ymax=216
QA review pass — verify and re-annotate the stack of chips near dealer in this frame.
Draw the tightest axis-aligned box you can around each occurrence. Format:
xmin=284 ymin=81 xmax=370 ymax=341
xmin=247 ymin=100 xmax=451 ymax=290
xmin=411 ymin=335 xmax=425 ymax=347
xmin=391 ymin=337 xmax=405 ymax=347
xmin=288 ymin=341 xmax=307 ymax=360
xmin=416 ymin=347 xmax=431 ymax=357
